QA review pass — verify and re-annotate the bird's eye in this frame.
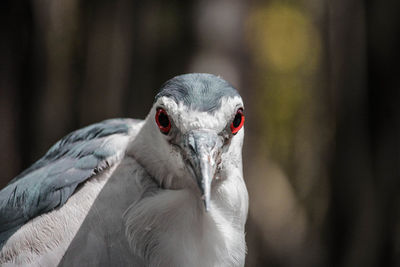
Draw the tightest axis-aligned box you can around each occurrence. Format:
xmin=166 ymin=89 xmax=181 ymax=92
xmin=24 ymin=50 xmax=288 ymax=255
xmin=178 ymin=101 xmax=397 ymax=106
xmin=230 ymin=108 xmax=244 ymax=135
xmin=155 ymin=108 xmax=171 ymax=134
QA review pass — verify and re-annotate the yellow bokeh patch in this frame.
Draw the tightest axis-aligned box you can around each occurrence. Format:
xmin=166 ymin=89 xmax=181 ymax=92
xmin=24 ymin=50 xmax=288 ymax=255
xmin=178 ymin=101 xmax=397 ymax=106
xmin=247 ymin=3 xmax=320 ymax=73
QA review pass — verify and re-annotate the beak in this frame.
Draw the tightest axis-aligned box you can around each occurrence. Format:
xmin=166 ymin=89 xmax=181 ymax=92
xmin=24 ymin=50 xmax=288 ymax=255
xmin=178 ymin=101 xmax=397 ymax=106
xmin=184 ymin=130 xmax=223 ymax=212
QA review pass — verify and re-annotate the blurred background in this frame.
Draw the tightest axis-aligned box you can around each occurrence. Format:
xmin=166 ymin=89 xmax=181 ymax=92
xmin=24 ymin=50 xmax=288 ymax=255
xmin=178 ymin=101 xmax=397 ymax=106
xmin=1 ymin=0 xmax=399 ymax=266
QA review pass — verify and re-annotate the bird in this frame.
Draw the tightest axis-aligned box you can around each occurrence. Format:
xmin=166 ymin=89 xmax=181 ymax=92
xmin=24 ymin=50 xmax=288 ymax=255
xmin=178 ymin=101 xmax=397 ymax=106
xmin=0 ymin=73 xmax=249 ymax=267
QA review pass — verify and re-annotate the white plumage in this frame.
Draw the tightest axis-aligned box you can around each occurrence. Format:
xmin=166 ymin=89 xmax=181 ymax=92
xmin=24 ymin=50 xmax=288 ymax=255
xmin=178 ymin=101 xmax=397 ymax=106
xmin=0 ymin=73 xmax=248 ymax=266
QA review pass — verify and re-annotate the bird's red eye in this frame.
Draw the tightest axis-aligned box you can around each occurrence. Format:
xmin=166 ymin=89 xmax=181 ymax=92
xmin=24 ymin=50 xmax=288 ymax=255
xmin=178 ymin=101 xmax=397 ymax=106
xmin=230 ymin=108 xmax=244 ymax=135
xmin=155 ymin=108 xmax=171 ymax=134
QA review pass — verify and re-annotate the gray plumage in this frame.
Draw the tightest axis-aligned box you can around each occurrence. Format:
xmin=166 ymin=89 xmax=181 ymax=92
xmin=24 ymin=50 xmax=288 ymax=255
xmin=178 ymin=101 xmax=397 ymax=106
xmin=0 ymin=119 xmax=136 ymax=244
xmin=0 ymin=73 xmax=248 ymax=267
xmin=156 ymin=73 xmax=239 ymax=112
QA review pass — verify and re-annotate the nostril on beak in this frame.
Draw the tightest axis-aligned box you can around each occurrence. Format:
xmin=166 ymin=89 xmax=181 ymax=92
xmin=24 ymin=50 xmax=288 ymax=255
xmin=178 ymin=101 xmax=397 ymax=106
xmin=187 ymin=135 xmax=197 ymax=154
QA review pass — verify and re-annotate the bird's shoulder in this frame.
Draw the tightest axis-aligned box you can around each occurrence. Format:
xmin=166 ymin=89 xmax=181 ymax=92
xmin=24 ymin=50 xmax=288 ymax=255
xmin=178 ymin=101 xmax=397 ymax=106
xmin=0 ymin=118 xmax=144 ymax=244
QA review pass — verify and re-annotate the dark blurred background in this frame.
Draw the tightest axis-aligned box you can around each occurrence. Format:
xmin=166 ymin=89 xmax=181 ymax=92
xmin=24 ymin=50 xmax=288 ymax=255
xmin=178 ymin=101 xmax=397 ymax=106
xmin=1 ymin=0 xmax=399 ymax=266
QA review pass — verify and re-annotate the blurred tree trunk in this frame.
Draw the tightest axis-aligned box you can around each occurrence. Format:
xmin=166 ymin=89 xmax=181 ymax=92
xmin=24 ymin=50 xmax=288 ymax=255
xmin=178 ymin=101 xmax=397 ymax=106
xmin=0 ymin=2 xmax=39 ymax=187
xmin=365 ymin=0 xmax=400 ymax=266
xmin=326 ymin=0 xmax=400 ymax=266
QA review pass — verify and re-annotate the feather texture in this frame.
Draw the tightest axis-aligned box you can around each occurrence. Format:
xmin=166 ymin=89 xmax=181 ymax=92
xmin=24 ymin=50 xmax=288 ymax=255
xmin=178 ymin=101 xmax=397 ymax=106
xmin=0 ymin=119 xmax=140 ymax=245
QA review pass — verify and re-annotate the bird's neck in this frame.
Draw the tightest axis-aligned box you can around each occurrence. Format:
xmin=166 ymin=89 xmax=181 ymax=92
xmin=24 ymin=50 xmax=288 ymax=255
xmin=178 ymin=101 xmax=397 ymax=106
xmin=127 ymin=118 xmax=176 ymax=187
xmin=123 ymin=174 xmax=247 ymax=267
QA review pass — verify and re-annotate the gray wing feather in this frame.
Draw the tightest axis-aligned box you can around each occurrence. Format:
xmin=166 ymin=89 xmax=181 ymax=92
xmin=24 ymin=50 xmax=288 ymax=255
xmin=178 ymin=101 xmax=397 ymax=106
xmin=0 ymin=118 xmax=140 ymax=243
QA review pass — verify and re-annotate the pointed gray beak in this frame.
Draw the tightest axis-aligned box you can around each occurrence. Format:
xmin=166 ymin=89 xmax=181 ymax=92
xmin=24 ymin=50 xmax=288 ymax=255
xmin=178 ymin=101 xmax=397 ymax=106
xmin=184 ymin=130 xmax=223 ymax=212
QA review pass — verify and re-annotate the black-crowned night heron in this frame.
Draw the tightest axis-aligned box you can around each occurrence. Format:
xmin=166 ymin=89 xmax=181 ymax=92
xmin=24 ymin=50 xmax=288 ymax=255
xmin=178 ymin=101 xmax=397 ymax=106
xmin=0 ymin=73 xmax=248 ymax=266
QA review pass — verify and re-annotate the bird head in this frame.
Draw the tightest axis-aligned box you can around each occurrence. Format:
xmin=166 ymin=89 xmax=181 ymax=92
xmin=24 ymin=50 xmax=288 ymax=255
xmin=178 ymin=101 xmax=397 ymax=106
xmin=133 ymin=73 xmax=244 ymax=212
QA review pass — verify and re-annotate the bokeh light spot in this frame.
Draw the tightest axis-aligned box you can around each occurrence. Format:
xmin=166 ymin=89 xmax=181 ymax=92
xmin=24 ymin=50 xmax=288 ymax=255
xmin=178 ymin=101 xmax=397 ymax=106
xmin=247 ymin=3 xmax=320 ymax=73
